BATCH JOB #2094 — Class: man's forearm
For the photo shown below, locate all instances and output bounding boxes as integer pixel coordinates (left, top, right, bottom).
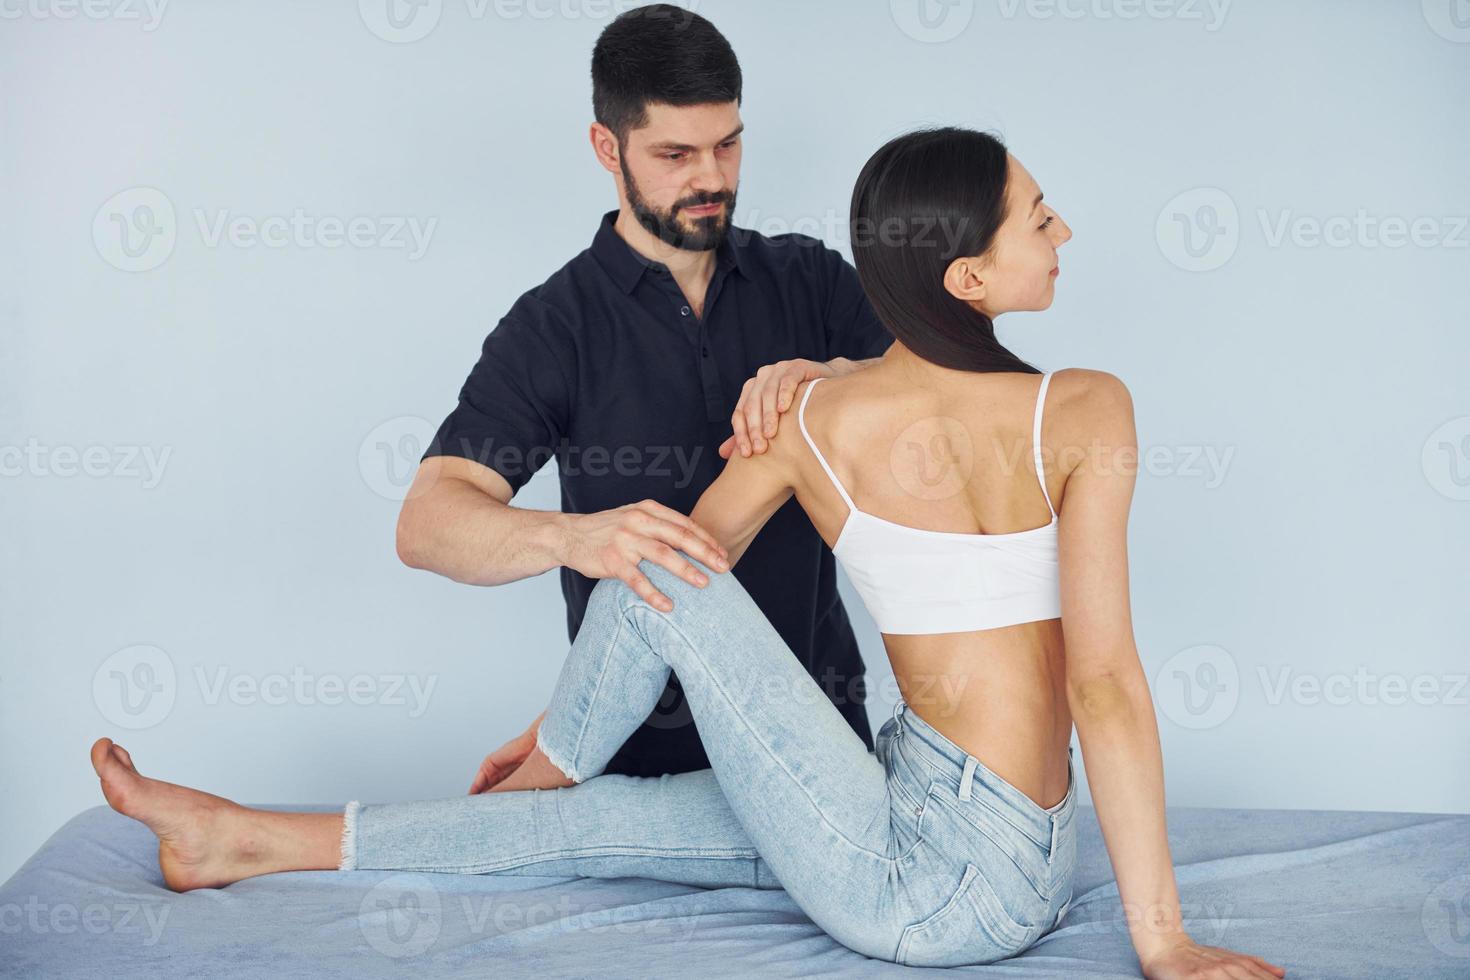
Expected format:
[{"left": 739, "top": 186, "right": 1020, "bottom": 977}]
[
  {"left": 1068, "top": 673, "right": 1187, "bottom": 960},
  {"left": 398, "top": 476, "right": 568, "bottom": 587}
]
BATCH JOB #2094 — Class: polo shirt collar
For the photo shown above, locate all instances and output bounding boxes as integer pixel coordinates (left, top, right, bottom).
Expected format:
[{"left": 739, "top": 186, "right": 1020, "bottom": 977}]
[{"left": 590, "top": 208, "right": 748, "bottom": 294}]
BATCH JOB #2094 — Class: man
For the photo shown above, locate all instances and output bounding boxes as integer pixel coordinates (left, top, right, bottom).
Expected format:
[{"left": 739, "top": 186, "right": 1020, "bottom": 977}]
[{"left": 396, "top": 4, "right": 892, "bottom": 789}]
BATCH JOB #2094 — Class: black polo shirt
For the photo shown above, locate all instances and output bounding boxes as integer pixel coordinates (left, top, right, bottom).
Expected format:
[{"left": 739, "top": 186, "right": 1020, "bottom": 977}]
[{"left": 424, "top": 208, "right": 893, "bottom": 777}]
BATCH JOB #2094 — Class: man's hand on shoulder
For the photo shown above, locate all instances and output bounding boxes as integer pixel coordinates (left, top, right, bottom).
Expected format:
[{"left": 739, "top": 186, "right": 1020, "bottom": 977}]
[{"left": 719, "top": 356, "right": 878, "bottom": 460}]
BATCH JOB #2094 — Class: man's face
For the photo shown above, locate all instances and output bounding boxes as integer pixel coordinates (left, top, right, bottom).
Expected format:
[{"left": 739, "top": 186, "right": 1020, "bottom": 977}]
[{"left": 616, "top": 101, "right": 742, "bottom": 252}]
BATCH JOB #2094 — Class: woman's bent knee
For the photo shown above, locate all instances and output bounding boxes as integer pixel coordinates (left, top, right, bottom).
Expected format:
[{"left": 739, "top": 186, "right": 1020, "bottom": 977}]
[{"left": 635, "top": 553, "right": 745, "bottom": 610}]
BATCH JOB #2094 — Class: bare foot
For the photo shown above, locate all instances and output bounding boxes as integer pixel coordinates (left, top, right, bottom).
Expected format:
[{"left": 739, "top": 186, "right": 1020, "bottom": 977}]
[
  {"left": 487, "top": 743, "right": 577, "bottom": 793},
  {"left": 90, "top": 737, "right": 268, "bottom": 891}
]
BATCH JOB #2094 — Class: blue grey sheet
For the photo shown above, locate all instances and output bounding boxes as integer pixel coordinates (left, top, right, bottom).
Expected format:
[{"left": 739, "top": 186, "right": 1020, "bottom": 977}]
[{"left": 2, "top": 801, "right": 1465, "bottom": 977}]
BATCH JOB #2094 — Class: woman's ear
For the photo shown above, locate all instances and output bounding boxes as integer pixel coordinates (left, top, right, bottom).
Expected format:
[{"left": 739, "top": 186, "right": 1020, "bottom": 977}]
[{"left": 942, "top": 254, "right": 989, "bottom": 304}]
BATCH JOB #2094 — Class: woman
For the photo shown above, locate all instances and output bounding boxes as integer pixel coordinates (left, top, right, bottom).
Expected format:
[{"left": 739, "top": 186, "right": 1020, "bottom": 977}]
[{"left": 90, "top": 127, "right": 1285, "bottom": 976}]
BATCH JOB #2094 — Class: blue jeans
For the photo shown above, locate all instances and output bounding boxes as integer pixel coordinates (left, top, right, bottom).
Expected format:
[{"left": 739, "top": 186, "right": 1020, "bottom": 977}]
[{"left": 340, "top": 554, "right": 1078, "bottom": 966}]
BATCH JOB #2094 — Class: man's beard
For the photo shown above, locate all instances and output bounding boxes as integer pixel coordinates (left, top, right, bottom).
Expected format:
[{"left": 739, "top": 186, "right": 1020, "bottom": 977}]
[{"left": 620, "top": 152, "right": 737, "bottom": 252}]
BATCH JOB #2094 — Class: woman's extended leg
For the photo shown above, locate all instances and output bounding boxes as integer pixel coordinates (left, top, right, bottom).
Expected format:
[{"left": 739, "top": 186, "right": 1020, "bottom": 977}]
[
  {"left": 91, "top": 557, "right": 912, "bottom": 957},
  {"left": 347, "top": 555, "right": 911, "bottom": 959},
  {"left": 90, "top": 737, "right": 779, "bottom": 892},
  {"left": 86, "top": 556, "right": 837, "bottom": 895}
]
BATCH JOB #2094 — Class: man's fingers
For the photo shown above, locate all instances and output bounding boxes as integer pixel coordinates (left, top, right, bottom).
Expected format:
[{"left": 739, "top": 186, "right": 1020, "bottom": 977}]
[
  {"left": 620, "top": 566, "right": 674, "bottom": 612},
  {"left": 731, "top": 361, "right": 818, "bottom": 454},
  {"left": 759, "top": 380, "right": 781, "bottom": 438},
  {"left": 617, "top": 504, "right": 730, "bottom": 594},
  {"left": 776, "top": 374, "right": 800, "bottom": 413},
  {"left": 743, "top": 391, "right": 767, "bottom": 452},
  {"left": 644, "top": 541, "right": 709, "bottom": 589},
  {"left": 717, "top": 435, "right": 735, "bottom": 459},
  {"left": 635, "top": 502, "right": 728, "bottom": 563},
  {"left": 730, "top": 407, "right": 752, "bottom": 456},
  {"left": 645, "top": 519, "right": 729, "bottom": 576}
]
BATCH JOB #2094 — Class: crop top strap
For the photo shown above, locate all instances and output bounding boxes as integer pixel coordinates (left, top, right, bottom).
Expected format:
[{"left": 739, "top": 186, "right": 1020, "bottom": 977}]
[
  {"left": 1032, "top": 371, "right": 1057, "bottom": 519},
  {"left": 796, "top": 377, "right": 857, "bottom": 512}
]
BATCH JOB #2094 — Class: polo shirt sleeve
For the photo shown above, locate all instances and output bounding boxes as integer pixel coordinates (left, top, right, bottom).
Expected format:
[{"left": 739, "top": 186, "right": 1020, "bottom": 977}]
[
  {"left": 422, "top": 307, "right": 574, "bottom": 497},
  {"left": 821, "top": 244, "right": 893, "bottom": 361}
]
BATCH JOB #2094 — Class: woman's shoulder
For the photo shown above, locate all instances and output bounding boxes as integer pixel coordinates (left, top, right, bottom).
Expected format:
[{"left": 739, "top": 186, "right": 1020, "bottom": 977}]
[
  {"left": 1046, "top": 368, "right": 1137, "bottom": 461},
  {"left": 1047, "top": 368, "right": 1133, "bottom": 421},
  {"left": 1049, "top": 366, "right": 1128, "bottom": 395},
  {"left": 791, "top": 371, "right": 893, "bottom": 430},
  {"left": 776, "top": 373, "right": 886, "bottom": 462},
  {"left": 792, "top": 371, "right": 879, "bottom": 414}
]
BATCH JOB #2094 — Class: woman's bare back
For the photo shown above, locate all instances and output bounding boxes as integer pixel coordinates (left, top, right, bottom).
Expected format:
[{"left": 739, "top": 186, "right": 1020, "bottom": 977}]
[{"left": 789, "top": 360, "right": 1086, "bottom": 812}]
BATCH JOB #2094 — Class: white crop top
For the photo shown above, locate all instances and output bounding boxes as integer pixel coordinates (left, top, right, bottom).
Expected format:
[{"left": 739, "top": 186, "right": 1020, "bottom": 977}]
[{"left": 796, "top": 373, "right": 1062, "bottom": 635}]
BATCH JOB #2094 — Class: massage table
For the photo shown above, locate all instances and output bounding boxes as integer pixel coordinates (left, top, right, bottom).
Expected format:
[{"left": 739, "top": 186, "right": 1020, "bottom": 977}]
[{"left": 1, "top": 801, "right": 1465, "bottom": 977}]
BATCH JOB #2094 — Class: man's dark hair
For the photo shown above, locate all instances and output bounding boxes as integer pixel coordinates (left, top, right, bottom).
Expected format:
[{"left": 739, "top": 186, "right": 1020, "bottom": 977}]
[{"left": 591, "top": 4, "right": 742, "bottom": 146}]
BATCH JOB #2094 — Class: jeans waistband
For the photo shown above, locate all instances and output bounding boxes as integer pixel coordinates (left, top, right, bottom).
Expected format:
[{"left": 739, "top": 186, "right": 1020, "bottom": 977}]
[{"left": 893, "top": 700, "right": 1076, "bottom": 858}]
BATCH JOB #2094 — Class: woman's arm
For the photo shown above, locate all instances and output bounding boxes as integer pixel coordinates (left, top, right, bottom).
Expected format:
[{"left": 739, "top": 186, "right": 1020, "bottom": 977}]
[
  {"left": 690, "top": 401, "right": 803, "bottom": 568},
  {"left": 1056, "top": 372, "right": 1177, "bottom": 953},
  {"left": 1056, "top": 372, "right": 1283, "bottom": 978},
  {"left": 469, "top": 414, "right": 800, "bottom": 796}
]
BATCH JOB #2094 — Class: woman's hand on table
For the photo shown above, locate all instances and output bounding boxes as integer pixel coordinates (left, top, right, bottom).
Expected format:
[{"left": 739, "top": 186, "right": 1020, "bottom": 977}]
[{"left": 1140, "top": 936, "right": 1286, "bottom": 979}]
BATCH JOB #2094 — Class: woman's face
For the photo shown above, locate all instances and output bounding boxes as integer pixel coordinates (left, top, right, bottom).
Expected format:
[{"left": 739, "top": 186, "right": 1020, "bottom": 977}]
[{"left": 950, "top": 154, "right": 1071, "bottom": 318}]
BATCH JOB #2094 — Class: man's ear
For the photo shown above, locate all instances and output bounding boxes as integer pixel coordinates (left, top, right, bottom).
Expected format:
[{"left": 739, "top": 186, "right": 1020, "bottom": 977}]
[
  {"left": 589, "top": 122, "right": 620, "bottom": 175},
  {"left": 942, "top": 254, "right": 989, "bottom": 305}
]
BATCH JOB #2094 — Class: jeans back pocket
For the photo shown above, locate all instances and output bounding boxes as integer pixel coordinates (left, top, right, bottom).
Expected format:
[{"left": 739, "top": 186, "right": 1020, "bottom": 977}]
[{"left": 894, "top": 858, "right": 1044, "bottom": 967}]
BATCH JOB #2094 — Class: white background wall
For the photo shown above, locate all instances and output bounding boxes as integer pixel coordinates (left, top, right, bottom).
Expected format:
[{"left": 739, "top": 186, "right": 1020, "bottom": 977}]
[{"left": 2, "top": 0, "right": 1467, "bottom": 885}]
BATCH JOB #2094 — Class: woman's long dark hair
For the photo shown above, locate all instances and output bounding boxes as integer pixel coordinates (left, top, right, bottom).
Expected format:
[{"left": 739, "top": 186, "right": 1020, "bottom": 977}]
[{"left": 850, "top": 126, "right": 1042, "bottom": 375}]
